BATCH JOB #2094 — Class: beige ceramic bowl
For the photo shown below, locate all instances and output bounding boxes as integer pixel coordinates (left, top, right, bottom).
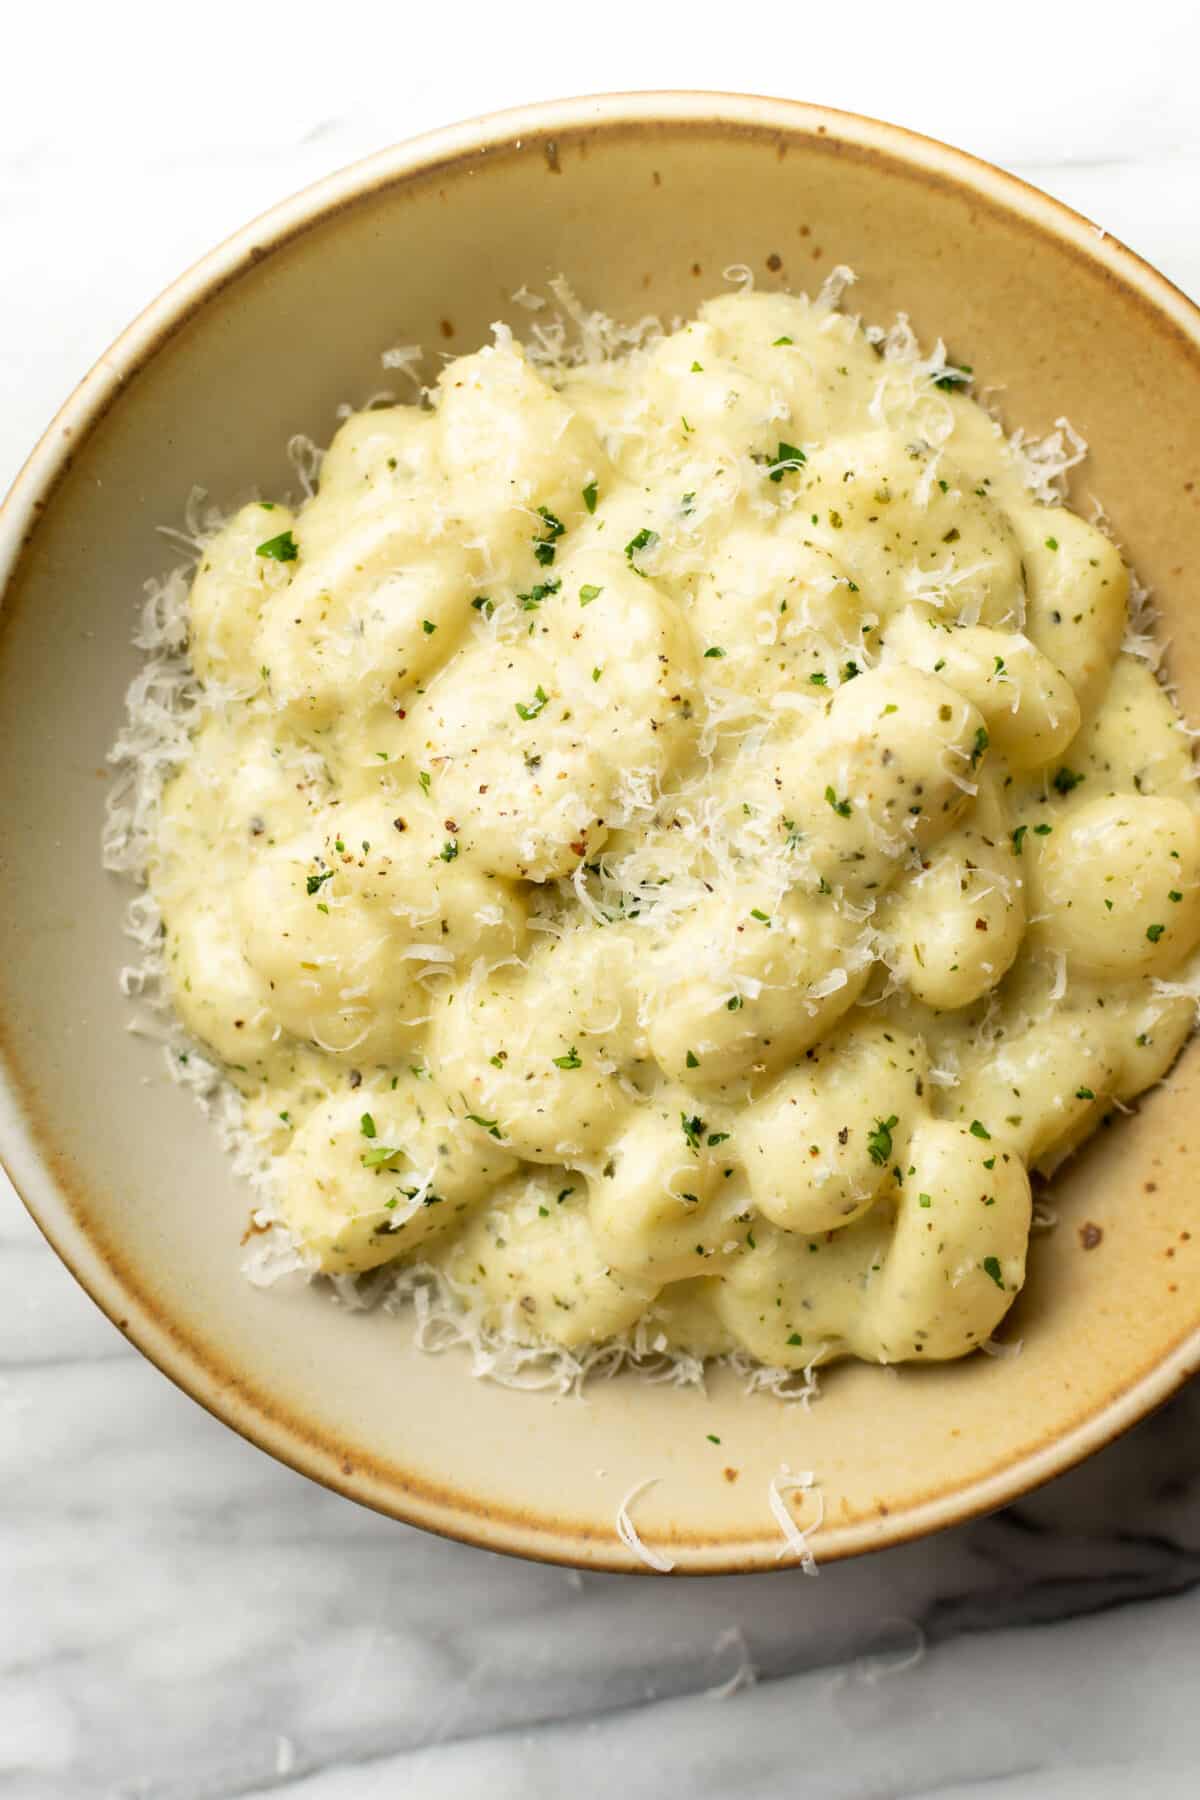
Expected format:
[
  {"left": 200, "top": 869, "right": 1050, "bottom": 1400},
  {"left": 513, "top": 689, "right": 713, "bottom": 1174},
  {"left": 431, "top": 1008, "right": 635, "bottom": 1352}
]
[{"left": 3, "top": 93, "right": 1200, "bottom": 1574}]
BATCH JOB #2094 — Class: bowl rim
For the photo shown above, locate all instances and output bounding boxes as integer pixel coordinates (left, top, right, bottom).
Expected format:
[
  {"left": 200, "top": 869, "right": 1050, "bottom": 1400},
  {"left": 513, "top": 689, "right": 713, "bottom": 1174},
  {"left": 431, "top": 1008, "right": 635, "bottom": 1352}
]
[{"left": 4, "top": 89, "right": 1200, "bottom": 1574}]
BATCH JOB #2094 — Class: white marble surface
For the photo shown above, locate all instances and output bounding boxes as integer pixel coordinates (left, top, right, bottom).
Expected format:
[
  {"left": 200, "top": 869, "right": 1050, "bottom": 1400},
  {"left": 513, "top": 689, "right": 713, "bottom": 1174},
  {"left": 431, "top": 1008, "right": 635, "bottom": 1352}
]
[{"left": 5, "top": 4, "right": 1200, "bottom": 1794}]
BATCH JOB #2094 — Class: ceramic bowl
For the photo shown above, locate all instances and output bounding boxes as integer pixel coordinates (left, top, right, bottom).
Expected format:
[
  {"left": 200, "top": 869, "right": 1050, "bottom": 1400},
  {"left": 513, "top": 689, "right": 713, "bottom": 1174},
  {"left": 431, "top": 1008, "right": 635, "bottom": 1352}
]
[{"left": 3, "top": 93, "right": 1200, "bottom": 1573}]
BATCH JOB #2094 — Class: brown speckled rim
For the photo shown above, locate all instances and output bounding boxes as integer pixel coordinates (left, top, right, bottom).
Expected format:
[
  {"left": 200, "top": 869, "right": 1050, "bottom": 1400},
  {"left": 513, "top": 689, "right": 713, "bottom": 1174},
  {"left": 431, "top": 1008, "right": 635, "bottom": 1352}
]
[{"left": 4, "top": 91, "right": 1200, "bottom": 1573}]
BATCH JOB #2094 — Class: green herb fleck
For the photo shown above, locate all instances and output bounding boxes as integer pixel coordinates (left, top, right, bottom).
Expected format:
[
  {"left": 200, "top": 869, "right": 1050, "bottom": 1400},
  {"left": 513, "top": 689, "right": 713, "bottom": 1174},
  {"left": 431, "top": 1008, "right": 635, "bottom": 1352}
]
[
  {"left": 625, "top": 527, "right": 659, "bottom": 567},
  {"left": 867, "top": 1115, "right": 899, "bottom": 1166},
  {"left": 465, "top": 1113, "right": 504, "bottom": 1139},
  {"left": 969, "top": 1119, "right": 991, "bottom": 1140},
  {"left": 825, "top": 785, "right": 852, "bottom": 818},
  {"left": 1147, "top": 922, "right": 1166, "bottom": 943},
  {"left": 256, "top": 530, "right": 299, "bottom": 562},
  {"left": 552, "top": 1047, "right": 582, "bottom": 1070},
  {"left": 767, "top": 441, "right": 806, "bottom": 483},
  {"left": 306, "top": 868, "right": 334, "bottom": 896},
  {"left": 515, "top": 685, "right": 549, "bottom": 721},
  {"left": 582, "top": 481, "right": 598, "bottom": 514},
  {"left": 982, "top": 1255, "right": 1004, "bottom": 1289}
]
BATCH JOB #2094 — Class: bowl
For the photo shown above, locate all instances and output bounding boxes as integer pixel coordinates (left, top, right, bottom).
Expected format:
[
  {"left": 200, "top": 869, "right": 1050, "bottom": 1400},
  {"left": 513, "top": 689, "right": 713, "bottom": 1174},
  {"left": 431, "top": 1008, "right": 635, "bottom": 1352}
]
[{"left": 4, "top": 92, "right": 1200, "bottom": 1573}]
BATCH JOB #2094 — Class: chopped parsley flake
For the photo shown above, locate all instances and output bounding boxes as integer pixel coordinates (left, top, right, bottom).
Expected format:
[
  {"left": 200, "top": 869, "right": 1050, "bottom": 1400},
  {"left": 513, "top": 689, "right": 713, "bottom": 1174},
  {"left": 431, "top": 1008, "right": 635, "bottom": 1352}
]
[
  {"left": 579, "top": 584, "right": 602, "bottom": 606},
  {"left": 582, "top": 481, "right": 598, "bottom": 514},
  {"left": 360, "top": 1113, "right": 377, "bottom": 1139},
  {"left": 767, "top": 441, "right": 806, "bottom": 482},
  {"left": 440, "top": 839, "right": 459, "bottom": 862},
  {"left": 1076, "top": 1087, "right": 1095, "bottom": 1101},
  {"left": 518, "top": 577, "right": 561, "bottom": 611},
  {"left": 1012, "top": 825, "right": 1028, "bottom": 855},
  {"left": 686, "top": 1050, "right": 700, "bottom": 1069},
  {"left": 681, "top": 1113, "right": 706, "bottom": 1151},
  {"left": 969, "top": 1119, "right": 991, "bottom": 1140},
  {"left": 515, "top": 685, "right": 549, "bottom": 721},
  {"left": 1052, "top": 767, "right": 1084, "bottom": 795},
  {"left": 867, "top": 1115, "right": 899, "bottom": 1166},
  {"left": 825, "top": 785, "right": 852, "bottom": 817},
  {"left": 918, "top": 1193, "right": 932, "bottom": 1208},
  {"left": 361, "top": 1145, "right": 405, "bottom": 1169},
  {"left": 305, "top": 868, "right": 334, "bottom": 896},
  {"left": 981, "top": 1255, "right": 1004, "bottom": 1289},
  {"left": 1146, "top": 922, "right": 1165, "bottom": 943},
  {"left": 625, "top": 527, "right": 659, "bottom": 567},
  {"left": 704, "top": 645, "right": 727, "bottom": 658},
  {"left": 809, "top": 672, "right": 828, "bottom": 686},
  {"left": 256, "top": 530, "right": 299, "bottom": 562},
  {"left": 552, "top": 1047, "right": 582, "bottom": 1070},
  {"left": 465, "top": 1113, "right": 504, "bottom": 1139},
  {"left": 533, "top": 506, "right": 566, "bottom": 565},
  {"left": 933, "top": 362, "right": 972, "bottom": 391}
]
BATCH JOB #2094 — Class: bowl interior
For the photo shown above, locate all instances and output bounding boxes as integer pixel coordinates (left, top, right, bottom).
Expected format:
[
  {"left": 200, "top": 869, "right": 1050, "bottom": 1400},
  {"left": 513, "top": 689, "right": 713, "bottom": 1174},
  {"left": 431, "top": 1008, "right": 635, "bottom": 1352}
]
[{"left": 3, "top": 96, "right": 1200, "bottom": 1571}]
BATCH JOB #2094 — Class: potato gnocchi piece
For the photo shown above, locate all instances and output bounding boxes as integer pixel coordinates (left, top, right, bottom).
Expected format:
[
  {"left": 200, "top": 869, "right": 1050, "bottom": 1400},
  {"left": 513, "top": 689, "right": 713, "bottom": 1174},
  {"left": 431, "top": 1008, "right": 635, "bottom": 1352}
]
[
  {"left": 776, "top": 665, "right": 989, "bottom": 893},
  {"left": 1031, "top": 793, "right": 1200, "bottom": 978},
  {"left": 587, "top": 1095, "right": 746, "bottom": 1283},
  {"left": 689, "top": 527, "right": 863, "bottom": 699},
  {"left": 434, "top": 339, "right": 607, "bottom": 548},
  {"left": 278, "top": 1089, "right": 514, "bottom": 1275},
  {"left": 950, "top": 1016, "right": 1117, "bottom": 1167},
  {"left": 165, "top": 896, "right": 279, "bottom": 1073},
  {"left": 235, "top": 800, "right": 526, "bottom": 1063},
  {"left": 430, "top": 951, "right": 631, "bottom": 1165},
  {"left": 417, "top": 641, "right": 613, "bottom": 880},
  {"left": 189, "top": 502, "right": 297, "bottom": 687},
  {"left": 742, "top": 1026, "right": 927, "bottom": 1234},
  {"left": 256, "top": 513, "right": 473, "bottom": 727},
  {"left": 641, "top": 882, "right": 871, "bottom": 1088},
  {"left": 548, "top": 553, "right": 699, "bottom": 780},
  {"left": 880, "top": 776, "right": 1026, "bottom": 1009},
  {"left": 1009, "top": 504, "right": 1128, "bottom": 718},
  {"left": 440, "top": 1171, "right": 658, "bottom": 1349},
  {"left": 298, "top": 407, "right": 440, "bottom": 554},
  {"left": 855, "top": 1118, "right": 1031, "bottom": 1361},
  {"left": 712, "top": 1211, "right": 894, "bottom": 1369},
  {"left": 1073, "top": 656, "right": 1197, "bottom": 801},
  {"left": 884, "top": 608, "right": 1080, "bottom": 771},
  {"left": 794, "top": 432, "right": 1027, "bottom": 628}
]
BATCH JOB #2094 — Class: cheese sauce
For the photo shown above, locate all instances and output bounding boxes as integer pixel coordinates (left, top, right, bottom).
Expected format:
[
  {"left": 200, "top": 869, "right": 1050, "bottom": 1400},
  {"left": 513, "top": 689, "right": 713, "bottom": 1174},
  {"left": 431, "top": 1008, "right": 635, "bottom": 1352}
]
[{"left": 140, "top": 285, "right": 1200, "bottom": 1371}]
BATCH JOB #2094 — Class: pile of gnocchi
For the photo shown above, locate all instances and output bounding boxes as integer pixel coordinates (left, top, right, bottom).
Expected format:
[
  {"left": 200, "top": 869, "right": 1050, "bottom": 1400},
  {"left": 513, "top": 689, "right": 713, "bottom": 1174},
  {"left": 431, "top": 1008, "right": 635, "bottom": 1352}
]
[{"left": 141, "top": 286, "right": 1200, "bottom": 1371}]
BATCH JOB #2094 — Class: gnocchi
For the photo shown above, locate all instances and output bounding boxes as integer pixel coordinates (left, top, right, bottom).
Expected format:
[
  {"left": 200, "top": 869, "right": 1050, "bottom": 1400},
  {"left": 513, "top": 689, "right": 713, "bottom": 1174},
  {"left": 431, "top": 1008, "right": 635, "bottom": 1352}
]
[{"left": 121, "top": 282, "right": 1200, "bottom": 1383}]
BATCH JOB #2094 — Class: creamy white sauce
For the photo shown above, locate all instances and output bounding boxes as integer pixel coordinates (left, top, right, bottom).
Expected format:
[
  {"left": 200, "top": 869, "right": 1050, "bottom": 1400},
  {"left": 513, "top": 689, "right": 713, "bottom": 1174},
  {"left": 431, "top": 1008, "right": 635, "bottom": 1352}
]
[{"left": 136, "top": 285, "right": 1200, "bottom": 1372}]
